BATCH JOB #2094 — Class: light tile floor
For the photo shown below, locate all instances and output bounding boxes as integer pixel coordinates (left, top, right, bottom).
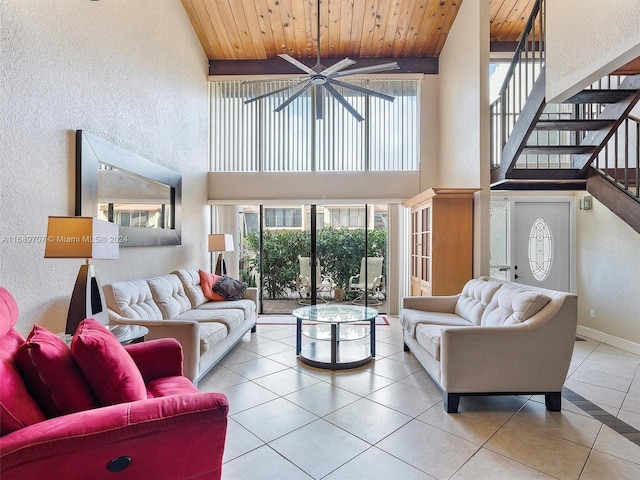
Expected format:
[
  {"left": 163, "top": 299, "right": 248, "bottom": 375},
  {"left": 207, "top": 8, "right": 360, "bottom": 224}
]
[{"left": 197, "top": 316, "right": 640, "bottom": 480}]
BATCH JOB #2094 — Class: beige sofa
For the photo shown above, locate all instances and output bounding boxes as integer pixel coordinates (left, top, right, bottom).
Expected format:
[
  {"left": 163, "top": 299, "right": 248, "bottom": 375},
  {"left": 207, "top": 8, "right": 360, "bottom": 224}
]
[
  {"left": 104, "top": 269, "right": 257, "bottom": 385},
  {"left": 401, "top": 278, "right": 577, "bottom": 413}
]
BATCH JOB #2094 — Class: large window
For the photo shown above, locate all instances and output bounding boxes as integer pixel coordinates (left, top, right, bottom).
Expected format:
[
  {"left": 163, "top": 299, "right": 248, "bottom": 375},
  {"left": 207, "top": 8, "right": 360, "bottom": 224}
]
[
  {"left": 210, "top": 78, "right": 419, "bottom": 172},
  {"left": 264, "top": 207, "right": 303, "bottom": 229}
]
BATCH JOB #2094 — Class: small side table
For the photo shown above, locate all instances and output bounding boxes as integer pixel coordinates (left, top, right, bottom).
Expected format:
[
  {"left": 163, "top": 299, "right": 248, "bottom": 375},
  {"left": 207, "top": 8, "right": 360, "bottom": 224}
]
[
  {"left": 57, "top": 324, "right": 149, "bottom": 345},
  {"left": 108, "top": 324, "right": 149, "bottom": 345}
]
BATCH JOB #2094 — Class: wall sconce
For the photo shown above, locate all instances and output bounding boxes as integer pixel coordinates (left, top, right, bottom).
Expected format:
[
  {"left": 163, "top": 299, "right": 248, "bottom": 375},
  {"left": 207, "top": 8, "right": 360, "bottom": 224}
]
[
  {"left": 579, "top": 196, "right": 593, "bottom": 210},
  {"left": 45, "top": 216, "right": 119, "bottom": 334},
  {"left": 208, "top": 233, "right": 234, "bottom": 276}
]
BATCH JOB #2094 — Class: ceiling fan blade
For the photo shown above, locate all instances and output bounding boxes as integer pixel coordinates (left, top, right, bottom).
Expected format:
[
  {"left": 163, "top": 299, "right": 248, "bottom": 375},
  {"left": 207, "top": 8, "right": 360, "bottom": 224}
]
[
  {"left": 315, "top": 85, "right": 324, "bottom": 120},
  {"left": 242, "top": 77, "right": 305, "bottom": 85},
  {"left": 278, "top": 54, "right": 316, "bottom": 75},
  {"left": 327, "top": 79, "right": 395, "bottom": 102},
  {"left": 274, "top": 81, "right": 312, "bottom": 112},
  {"left": 243, "top": 80, "right": 307, "bottom": 104},
  {"left": 323, "top": 83, "right": 364, "bottom": 122},
  {"left": 319, "top": 58, "right": 356, "bottom": 76},
  {"left": 332, "top": 62, "right": 400, "bottom": 78}
]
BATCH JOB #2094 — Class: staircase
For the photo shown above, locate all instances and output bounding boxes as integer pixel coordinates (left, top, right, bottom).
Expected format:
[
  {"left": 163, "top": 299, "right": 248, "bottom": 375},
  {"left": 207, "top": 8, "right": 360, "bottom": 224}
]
[{"left": 490, "top": 0, "right": 640, "bottom": 233}]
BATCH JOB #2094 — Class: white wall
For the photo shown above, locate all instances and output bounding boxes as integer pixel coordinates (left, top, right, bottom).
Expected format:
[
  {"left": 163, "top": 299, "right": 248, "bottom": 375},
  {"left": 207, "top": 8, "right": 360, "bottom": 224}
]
[
  {"left": 546, "top": 0, "right": 640, "bottom": 102},
  {"left": 0, "top": 0, "right": 210, "bottom": 335},
  {"left": 544, "top": 0, "right": 640, "bottom": 352},
  {"left": 576, "top": 193, "right": 640, "bottom": 352},
  {"left": 437, "top": 0, "right": 491, "bottom": 276}
]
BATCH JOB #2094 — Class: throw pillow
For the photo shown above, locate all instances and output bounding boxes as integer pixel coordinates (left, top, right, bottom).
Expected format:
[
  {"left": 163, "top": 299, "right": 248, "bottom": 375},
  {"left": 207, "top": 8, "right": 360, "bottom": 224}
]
[
  {"left": 71, "top": 318, "right": 147, "bottom": 406},
  {"left": 16, "top": 325, "right": 97, "bottom": 417},
  {"left": 198, "top": 269, "right": 225, "bottom": 301},
  {"left": 212, "top": 275, "right": 248, "bottom": 301},
  {"left": 1, "top": 331, "right": 47, "bottom": 436}
]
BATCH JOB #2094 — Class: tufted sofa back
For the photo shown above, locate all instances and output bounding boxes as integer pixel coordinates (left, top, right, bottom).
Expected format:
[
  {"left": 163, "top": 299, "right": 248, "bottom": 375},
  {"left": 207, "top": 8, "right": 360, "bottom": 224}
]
[
  {"left": 146, "top": 275, "right": 192, "bottom": 319},
  {"left": 481, "top": 283, "right": 551, "bottom": 326},
  {"left": 454, "top": 279, "right": 503, "bottom": 325},
  {"left": 103, "top": 279, "right": 163, "bottom": 320}
]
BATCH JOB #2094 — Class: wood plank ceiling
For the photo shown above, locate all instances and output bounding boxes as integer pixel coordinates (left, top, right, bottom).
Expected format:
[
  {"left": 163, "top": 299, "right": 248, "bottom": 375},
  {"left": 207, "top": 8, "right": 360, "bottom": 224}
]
[
  {"left": 181, "top": 0, "right": 639, "bottom": 74},
  {"left": 181, "top": 0, "right": 532, "bottom": 61}
]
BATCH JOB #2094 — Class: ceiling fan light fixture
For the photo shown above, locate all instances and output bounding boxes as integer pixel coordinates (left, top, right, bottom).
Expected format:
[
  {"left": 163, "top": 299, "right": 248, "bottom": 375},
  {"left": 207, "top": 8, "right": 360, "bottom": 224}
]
[{"left": 242, "top": 0, "right": 398, "bottom": 122}]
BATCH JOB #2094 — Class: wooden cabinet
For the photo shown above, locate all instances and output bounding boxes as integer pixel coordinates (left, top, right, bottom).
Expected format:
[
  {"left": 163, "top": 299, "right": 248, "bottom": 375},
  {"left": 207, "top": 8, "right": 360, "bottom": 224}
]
[{"left": 403, "top": 188, "right": 478, "bottom": 296}]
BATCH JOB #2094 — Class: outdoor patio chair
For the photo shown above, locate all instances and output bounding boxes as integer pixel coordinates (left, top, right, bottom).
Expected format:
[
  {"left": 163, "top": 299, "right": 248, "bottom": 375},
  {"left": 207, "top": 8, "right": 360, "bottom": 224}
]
[
  {"left": 348, "top": 257, "right": 385, "bottom": 305},
  {"left": 296, "top": 257, "right": 335, "bottom": 304}
]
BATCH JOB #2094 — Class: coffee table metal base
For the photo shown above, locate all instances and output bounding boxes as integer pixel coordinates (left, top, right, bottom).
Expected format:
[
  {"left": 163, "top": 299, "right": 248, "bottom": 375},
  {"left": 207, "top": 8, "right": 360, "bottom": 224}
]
[
  {"left": 298, "top": 321, "right": 372, "bottom": 369},
  {"left": 295, "top": 311, "right": 376, "bottom": 370}
]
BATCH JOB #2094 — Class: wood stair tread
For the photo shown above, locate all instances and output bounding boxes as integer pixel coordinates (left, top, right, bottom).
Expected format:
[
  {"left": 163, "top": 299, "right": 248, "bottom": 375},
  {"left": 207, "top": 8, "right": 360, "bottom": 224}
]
[
  {"left": 521, "top": 145, "right": 597, "bottom": 155},
  {"left": 534, "top": 119, "right": 616, "bottom": 131},
  {"left": 563, "top": 89, "right": 638, "bottom": 104}
]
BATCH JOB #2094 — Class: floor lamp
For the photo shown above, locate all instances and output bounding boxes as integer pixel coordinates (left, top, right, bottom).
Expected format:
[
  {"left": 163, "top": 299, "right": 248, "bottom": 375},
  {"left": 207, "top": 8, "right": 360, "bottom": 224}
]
[
  {"left": 208, "top": 233, "right": 234, "bottom": 276},
  {"left": 45, "top": 216, "right": 120, "bottom": 334}
]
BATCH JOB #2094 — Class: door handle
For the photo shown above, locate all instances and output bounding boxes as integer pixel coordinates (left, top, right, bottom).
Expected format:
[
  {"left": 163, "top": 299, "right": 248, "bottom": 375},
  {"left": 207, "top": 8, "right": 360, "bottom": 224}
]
[{"left": 498, "top": 267, "right": 510, "bottom": 272}]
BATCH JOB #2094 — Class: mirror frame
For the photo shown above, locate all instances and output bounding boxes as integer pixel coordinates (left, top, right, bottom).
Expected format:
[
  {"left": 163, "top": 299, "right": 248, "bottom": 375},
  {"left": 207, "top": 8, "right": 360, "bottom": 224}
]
[{"left": 76, "top": 130, "right": 182, "bottom": 246}]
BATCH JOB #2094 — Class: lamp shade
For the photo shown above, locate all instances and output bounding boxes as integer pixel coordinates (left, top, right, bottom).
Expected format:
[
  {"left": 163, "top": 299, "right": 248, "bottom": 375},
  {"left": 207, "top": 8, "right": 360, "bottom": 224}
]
[
  {"left": 208, "top": 233, "right": 234, "bottom": 252},
  {"left": 45, "top": 216, "right": 119, "bottom": 260}
]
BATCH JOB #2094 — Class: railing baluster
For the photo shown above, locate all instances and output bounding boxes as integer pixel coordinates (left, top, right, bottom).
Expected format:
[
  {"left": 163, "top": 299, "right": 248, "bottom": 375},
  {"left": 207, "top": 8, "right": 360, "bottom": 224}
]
[
  {"left": 635, "top": 122, "right": 640, "bottom": 198},
  {"left": 625, "top": 120, "right": 629, "bottom": 190}
]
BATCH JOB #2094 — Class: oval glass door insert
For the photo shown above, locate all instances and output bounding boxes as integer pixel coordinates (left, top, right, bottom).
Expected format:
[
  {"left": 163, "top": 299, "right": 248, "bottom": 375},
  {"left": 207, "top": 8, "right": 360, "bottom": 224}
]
[{"left": 528, "top": 217, "right": 553, "bottom": 282}]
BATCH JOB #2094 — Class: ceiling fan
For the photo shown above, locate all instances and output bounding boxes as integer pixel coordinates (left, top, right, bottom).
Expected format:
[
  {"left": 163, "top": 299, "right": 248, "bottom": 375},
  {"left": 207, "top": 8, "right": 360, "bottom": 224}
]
[{"left": 243, "top": 0, "right": 399, "bottom": 122}]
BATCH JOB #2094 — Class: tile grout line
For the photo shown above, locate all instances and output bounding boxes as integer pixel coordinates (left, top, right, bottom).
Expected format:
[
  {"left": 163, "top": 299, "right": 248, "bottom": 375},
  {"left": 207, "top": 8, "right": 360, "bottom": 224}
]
[{"left": 562, "top": 386, "right": 640, "bottom": 447}]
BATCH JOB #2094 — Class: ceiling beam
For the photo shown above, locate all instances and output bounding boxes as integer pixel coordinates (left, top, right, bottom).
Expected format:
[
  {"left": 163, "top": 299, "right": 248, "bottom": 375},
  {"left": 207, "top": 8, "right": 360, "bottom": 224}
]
[{"left": 209, "top": 57, "right": 438, "bottom": 76}]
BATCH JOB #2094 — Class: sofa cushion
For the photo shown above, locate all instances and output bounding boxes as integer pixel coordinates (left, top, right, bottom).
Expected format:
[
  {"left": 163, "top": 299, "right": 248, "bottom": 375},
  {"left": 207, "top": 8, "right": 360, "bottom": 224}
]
[
  {"left": 199, "top": 322, "right": 228, "bottom": 354},
  {"left": 400, "top": 309, "right": 473, "bottom": 338},
  {"left": 454, "top": 279, "right": 502, "bottom": 325},
  {"left": 481, "top": 284, "right": 551, "bottom": 326},
  {"left": 174, "top": 269, "right": 209, "bottom": 307},
  {"left": 415, "top": 324, "right": 443, "bottom": 361},
  {"left": 177, "top": 308, "right": 244, "bottom": 334},
  {"left": 71, "top": 318, "right": 147, "bottom": 406},
  {"left": 198, "top": 270, "right": 225, "bottom": 302},
  {"left": 16, "top": 325, "right": 97, "bottom": 417},
  {"left": 104, "top": 279, "right": 163, "bottom": 320},
  {"left": 213, "top": 276, "right": 248, "bottom": 301},
  {"left": 196, "top": 298, "right": 256, "bottom": 321},
  {"left": 0, "top": 330, "right": 47, "bottom": 436},
  {"left": 147, "top": 274, "right": 192, "bottom": 320}
]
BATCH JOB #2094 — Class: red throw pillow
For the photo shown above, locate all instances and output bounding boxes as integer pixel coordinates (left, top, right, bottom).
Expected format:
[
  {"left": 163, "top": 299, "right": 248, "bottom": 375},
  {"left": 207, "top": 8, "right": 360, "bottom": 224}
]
[
  {"left": 16, "top": 325, "right": 97, "bottom": 417},
  {"left": 71, "top": 318, "right": 147, "bottom": 406},
  {"left": 1, "top": 331, "right": 47, "bottom": 436},
  {"left": 198, "top": 269, "right": 225, "bottom": 301}
]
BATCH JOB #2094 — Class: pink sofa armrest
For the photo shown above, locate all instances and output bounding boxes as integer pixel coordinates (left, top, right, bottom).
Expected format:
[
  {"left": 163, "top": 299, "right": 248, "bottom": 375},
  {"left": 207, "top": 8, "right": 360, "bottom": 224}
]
[
  {"left": 125, "top": 338, "right": 184, "bottom": 382},
  {"left": 0, "top": 392, "right": 229, "bottom": 480}
]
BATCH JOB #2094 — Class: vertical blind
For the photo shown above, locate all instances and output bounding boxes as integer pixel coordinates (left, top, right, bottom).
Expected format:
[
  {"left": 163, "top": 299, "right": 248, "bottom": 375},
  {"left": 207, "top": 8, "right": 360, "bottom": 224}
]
[{"left": 210, "top": 79, "right": 419, "bottom": 172}]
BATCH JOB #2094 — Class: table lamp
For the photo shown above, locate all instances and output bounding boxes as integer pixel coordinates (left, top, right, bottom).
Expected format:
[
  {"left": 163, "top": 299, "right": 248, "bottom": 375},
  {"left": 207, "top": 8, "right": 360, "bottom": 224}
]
[
  {"left": 208, "top": 233, "right": 234, "bottom": 275},
  {"left": 45, "top": 216, "right": 119, "bottom": 334}
]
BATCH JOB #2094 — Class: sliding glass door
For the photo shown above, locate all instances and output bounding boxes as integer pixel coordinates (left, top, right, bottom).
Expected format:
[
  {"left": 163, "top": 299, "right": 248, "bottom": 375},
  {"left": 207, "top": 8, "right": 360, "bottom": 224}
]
[{"left": 238, "top": 204, "right": 387, "bottom": 315}]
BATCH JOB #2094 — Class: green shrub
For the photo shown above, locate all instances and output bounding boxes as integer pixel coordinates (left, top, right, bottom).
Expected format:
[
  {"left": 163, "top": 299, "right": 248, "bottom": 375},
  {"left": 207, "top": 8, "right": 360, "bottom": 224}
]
[{"left": 244, "top": 227, "right": 386, "bottom": 299}]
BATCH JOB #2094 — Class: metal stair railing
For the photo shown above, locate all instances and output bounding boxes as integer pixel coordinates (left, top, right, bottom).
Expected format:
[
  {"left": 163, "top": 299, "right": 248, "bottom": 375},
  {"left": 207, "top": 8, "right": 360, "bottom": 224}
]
[
  {"left": 522, "top": 75, "right": 626, "bottom": 171},
  {"left": 593, "top": 113, "right": 640, "bottom": 200},
  {"left": 490, "top": 0, "right": 545, "bottom": 171}
]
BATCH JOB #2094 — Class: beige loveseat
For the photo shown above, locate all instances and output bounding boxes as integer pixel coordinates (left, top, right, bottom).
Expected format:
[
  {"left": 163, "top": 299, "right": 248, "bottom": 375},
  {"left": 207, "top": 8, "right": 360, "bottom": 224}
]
[
  {"left": 104, "top": 269, "right": 257, "bottom": 385},
  {"left": 401, "top": 278, "right": 577, "bottom": 413}
]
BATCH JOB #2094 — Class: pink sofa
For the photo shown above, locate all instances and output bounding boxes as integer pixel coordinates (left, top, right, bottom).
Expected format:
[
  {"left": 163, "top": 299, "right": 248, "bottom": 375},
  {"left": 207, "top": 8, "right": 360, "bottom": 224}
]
[{"left": 0, "top": 287, "right": 229, "bottom": 480}]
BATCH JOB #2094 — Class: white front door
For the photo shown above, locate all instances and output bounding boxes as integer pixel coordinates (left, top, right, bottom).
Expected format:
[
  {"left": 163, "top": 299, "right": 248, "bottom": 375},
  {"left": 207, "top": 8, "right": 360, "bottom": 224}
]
[{"left": 513, "top": 202, "right": 571, "bottom": 291}]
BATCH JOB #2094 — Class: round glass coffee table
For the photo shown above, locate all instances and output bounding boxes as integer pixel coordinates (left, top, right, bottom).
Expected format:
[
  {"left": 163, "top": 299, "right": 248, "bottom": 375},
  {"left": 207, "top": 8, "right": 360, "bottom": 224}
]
[{"left": 292, "top": 304, "right": 378, "bottom": 370}]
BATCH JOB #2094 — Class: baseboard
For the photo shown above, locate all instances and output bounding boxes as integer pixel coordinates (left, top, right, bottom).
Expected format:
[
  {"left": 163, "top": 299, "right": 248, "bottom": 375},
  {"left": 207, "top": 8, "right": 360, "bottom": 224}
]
[{"left": 576, "top": 325, "right": 640, "bottom": 356}]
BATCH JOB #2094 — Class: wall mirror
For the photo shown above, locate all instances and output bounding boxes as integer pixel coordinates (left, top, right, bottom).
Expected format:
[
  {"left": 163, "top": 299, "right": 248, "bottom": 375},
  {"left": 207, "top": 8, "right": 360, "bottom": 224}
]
[{"left": 76, "top": 130, "right": 182, "bottom": 246}]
